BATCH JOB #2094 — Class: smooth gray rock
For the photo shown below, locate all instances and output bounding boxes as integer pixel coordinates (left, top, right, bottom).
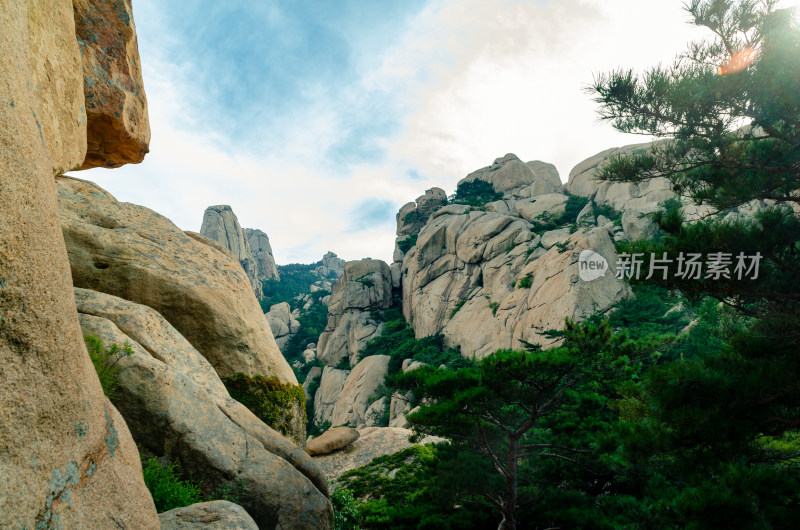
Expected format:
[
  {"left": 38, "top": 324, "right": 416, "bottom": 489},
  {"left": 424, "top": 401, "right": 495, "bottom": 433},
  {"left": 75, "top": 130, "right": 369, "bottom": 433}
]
[{"left": 159, "top": 501, "right": 258, "bottom": 529}]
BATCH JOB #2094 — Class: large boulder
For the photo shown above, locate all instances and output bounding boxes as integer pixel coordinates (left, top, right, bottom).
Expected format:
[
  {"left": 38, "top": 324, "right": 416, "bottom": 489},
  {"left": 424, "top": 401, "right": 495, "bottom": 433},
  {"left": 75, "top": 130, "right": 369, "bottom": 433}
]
[
  {"left": 457, "top": 153, "right": 562, "bottom": 200},
  {"left": 313, "top": 367, "right": 350, "bottom": 427},
  {"left": 306, "top": 427, "right": 360, "bottom": 456},
  {"left": 57, "top": 176, "right": 295, "bottom": 383},
  {"left": 317, "top": 260, "right": 393, "bottom": 368},
  {"left": 0, "top": 1, "right": 158, "bottom": 527},
  {"left": 159, "top": 501, "right": 259, "bottom": 530},
  {"left": 200, "top": 205, "right": 263, "bottom": 298},
  {"left": 331, "top": 355, "right": 391, "bottom": 428},
  {"left": 76, "top": 288, "right": 333, "bottom": 529},
  {"left": 73, "top": 0, "right": 150, "bottom": 170},
  {"left": 266, "top": 302, "right": 300, "bottom": 351},
  {"left": 244, "top": 228, "right": 280, "bottom": 281},
  {"left": 312, "top": 427, "right": 445, "bottom": 480}
]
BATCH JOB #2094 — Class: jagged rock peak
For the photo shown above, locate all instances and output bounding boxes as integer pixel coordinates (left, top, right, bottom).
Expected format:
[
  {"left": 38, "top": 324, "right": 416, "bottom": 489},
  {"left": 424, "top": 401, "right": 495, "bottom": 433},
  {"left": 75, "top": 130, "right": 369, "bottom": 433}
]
[
  {"left": 317, "top": 251, "right": 346, "bottom": 279},
  {"left": 459, "top": 153, "right": 562, "bottom": 199},
  {"left": 244, "top": 228, "right": 280, "bottom": 281},
  {"left": 200, "top": 205, "right": 252, "bottom": 261},
  {"left": 200, "top": 205, "right": 263, "bottom": 298}
]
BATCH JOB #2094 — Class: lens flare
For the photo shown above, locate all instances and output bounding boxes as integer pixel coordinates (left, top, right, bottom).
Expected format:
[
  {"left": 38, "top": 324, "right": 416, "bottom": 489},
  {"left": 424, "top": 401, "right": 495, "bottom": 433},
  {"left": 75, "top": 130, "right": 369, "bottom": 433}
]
[{"left": 718, "top": 47, "right": 758, "bottom": 75}]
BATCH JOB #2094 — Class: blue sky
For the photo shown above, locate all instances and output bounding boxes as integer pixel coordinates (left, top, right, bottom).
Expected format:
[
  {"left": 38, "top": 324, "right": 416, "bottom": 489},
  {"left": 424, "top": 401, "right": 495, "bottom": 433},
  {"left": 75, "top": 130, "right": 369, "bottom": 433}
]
[{"left": 79, "top": 0, "right": 716, "bottom": 263}]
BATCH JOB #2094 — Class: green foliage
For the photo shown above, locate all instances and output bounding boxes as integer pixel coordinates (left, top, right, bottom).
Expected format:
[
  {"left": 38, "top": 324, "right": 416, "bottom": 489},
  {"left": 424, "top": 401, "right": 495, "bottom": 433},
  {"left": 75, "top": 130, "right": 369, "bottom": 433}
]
[
  {"left": 335, "top": 356, "right": 351, "bottom": 370},
  {"left": 391, "top": 319, "right": 664, "bottom": 528},
  {"left": 605, "top": 284, "right": 691, "bottom": 340},
  {"left": 282, "top": 289, "right": 330, "bottom": 379},
  {"left": 354, "top": 273, "right": 376, "bottom": 289},
  {"left": 84, "top": 334, "right": 133, "bottom": 400},
  {"left": 260, "top": 262, "right": 324, "bottom": 310},
  {"left": 222, "top": 373, "right": 305, "bottom": 440},
  {"left": 451, "top": 180, "right": 503, "bottom": 207},
  {"left": 587, "top": 2, "right": 800, "bottom": 526},
  {"left": 359, "top": 308, "right": 471, "bottom": 375},
  {"left": 338, "top": 445, "right": 494, "bottom": 529},
  {"left": 489, "top": 301, "right": 499, "bottom": 316},
  {"left": 331, "top": 488, "right": 360, "bottom": 530},
  {"left": 531, "top": 193, "right": 591, "bottom": 232},
  {"left": 308, "top": 420, "right": 332, "bottom": 438},
  {"left": 592, "top": 200, "right": 623, "bottom": 222},
  {"left": 397, "top": 234, "right": 417, "bottom": 254},
  {"left": 516, "top": 273, "right": 533, "bottom": 289},
  {"left": 210, "top": 481, "right": 247, "bottom": 505},
  {"left": 142, "top": 457, "right": 202, "bottom": 513},
  {"left": 562, "top": 193, "right": 590, "bottom": 222}
]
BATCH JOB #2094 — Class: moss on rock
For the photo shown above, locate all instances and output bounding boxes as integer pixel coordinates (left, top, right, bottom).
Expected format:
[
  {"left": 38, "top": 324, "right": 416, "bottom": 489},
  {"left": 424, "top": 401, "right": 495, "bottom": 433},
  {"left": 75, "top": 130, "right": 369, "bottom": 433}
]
[{"left": 222, "top": 373, "right": 307, "bottom": 445}]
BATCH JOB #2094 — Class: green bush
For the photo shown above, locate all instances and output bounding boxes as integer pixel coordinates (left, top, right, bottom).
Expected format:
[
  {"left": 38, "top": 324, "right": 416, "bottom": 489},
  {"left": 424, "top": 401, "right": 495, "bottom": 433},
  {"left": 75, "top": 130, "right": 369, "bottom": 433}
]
[
  {"left": 260, "top": 262, "right": 326, "bottom": 310},
  {"left": 331, "top": 488, "right": 360, "bottom": 530},
  {"left": 517, "top": 274, "right": 533, "bottom": 289},
  {"left": 562, "top": 194, "right": 590, "bottom": 222},
  {"left": 142, "top": 457, "right": 202, "bottom": 513},
  {"left": 222, "top": 373, "right": 305, "bottom": 441},
  {"left": 354, "top": 273, "right": 376, "bottom": 289},
  {"left": 489, "top": 302, "right": 499, "bottom": 316},
  {"left": 84, "top": 334, "right": 133, "bottom": 400},
  {"left": 359, "top": 308, "right": 471, "bottom": 375},
  {"left": 397, "top": 234, "right": 417, "bottom": 254},
  {"left": 451, "top": 180, "right": 503, "bottom": 207},
  {"left": 308, "top": 420, "right": 332, "bottom": 438}
]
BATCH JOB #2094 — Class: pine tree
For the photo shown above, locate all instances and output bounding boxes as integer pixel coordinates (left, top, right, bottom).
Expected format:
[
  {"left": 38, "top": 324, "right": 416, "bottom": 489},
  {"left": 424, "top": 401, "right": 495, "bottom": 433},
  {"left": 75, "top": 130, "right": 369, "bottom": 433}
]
[{"left": 590, "top": 1, "right": 800, "bottom": 525}]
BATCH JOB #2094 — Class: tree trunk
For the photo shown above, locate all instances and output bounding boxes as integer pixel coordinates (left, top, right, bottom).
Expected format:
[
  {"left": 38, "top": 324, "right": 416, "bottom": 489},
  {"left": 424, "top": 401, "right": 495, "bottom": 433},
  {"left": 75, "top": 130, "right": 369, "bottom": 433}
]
[{"left": 499, "top": 437, "right": 519, "bottom": 530}]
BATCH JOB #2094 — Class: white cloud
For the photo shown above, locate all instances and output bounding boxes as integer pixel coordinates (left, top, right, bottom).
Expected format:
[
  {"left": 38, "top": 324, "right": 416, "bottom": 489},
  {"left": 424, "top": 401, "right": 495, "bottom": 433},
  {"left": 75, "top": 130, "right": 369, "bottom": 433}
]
[{"left": 76, "top": 0, "right": 711, "bottom": 265}]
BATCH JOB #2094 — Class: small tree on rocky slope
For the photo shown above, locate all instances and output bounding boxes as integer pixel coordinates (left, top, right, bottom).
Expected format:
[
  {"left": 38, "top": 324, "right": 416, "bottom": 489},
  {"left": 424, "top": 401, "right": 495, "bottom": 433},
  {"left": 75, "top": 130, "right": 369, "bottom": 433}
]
[{"left": 393, "top": 320, "right": 658, "bottom": 530}]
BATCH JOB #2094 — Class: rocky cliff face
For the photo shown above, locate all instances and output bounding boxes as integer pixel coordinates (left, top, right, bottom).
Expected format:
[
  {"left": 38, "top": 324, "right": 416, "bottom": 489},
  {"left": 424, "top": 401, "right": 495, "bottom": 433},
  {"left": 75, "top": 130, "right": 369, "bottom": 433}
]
[
  {"left": 76, "top": 288, "right": 332, "bottom": 528},
  {"left": 245, "top": 227, "right": 280, "bottom": 281},
  {"left": 58, "top": 177, "right": 295, "bottom": 384},
  {"left": 396, "top": 153, "right": 630, "bottom": 359},
  {"left": 200, "top": 204, "right": 264, "bottom": 298},
  {"left": 317, "top": 259, "right": 394, "bottom": 369},
  {"left": 0, "top": 1, "right": 158, "bottom": 527}
]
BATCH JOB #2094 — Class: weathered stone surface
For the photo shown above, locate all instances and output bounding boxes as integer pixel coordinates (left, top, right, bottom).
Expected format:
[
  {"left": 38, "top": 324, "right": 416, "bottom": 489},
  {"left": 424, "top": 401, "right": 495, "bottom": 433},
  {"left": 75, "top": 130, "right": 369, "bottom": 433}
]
[
  {"left": 266, "top": 302, "right": 301, "bottom": 351},
  {"left": 57, "top": 176, "right": 294, "bottom": 383},
  {"left": 331, "top": 355, "right": 391, "bottom": 428},
  {"left": 76, "top": 288, "right": 332, "bottom": 529},
  {"left": 317, "top": 260, "right": 393, "bottom": 368},
  {"left": 397, "top": 187, "right": 448, "bottom": 237},
  {"left": 312, "top": 427, "right": 445, "bottom": 480},
  {"left": 200, "top": 205, "right": 263, "bottom": 298},
  {"left": 159, "top": 501, "right": 259, "bottom": 530},
  {"left": 74, "top": 0, "right": 150, "bottom": 170},
  {"left": 200, "top": 205, "right": 252, "bottom": 261},
  {"left": 400, "top": 155, "right": 630, "bottom": 359},
  {"left": 26, "top": 0, "right": 88, "bottom": 175},
  {"left": 316, "top": 251, "right": 346, "bottom": 279},
  {"left": 515, "top": 193, "right": 569, "bottom": 224},
  {"left": 314, "top": 367, "right": 350, "bottom": 426},
  {"left": 303, "top": 366, "right": 323, "bottom": 404},
  {"left": 306, "top": 427, "right": 360, "bottom": 456},
  {"left": 0, "top": 2, "right": 157, "bottom": 527},
  {"left": 244, "top": 227, "right": 280, "bottom": 281}
]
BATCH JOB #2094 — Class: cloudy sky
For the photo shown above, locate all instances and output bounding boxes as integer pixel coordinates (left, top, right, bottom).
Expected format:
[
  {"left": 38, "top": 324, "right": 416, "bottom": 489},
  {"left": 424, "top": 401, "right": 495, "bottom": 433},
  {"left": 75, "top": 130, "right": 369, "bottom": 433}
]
[{"left": 77, "top": 0, "right": 742, "bottom": 263}]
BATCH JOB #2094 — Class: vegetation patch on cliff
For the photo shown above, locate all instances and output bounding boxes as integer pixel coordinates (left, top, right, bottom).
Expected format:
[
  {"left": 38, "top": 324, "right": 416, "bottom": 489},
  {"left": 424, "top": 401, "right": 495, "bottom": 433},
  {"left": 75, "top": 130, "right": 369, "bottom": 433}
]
[{"left": 222, "top": 372, "right": 306, "bottom": 442}]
